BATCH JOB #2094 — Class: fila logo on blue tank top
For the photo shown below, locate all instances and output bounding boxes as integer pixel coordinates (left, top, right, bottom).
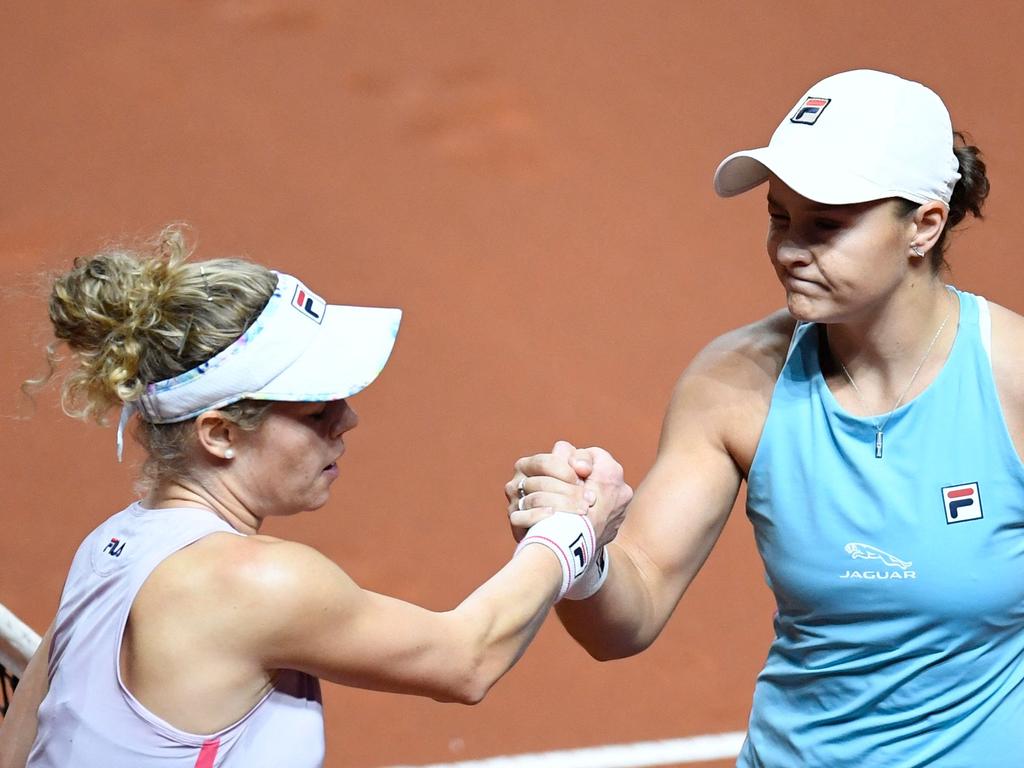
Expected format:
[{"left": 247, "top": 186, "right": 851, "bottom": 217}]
[
  {"left": 942, "top": 482, "right": 984, "bottom": 524},
  {"left": 840, "top": 543, "right": 916, "bottom": 580},
  {"left": 102, "top": 537, "right": 125, "bottom": 557}
]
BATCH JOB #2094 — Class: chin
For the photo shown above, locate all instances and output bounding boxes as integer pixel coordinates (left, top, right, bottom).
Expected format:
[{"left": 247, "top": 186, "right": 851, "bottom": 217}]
[
  {"left": 785, "top": 294, "right": 819, "bottom": 323},
  {"left": 785, "top": 293, "right": 842, "bottom": 325},
  {"left": 305, "top": 493, "right": 331, "bottom": 512}
]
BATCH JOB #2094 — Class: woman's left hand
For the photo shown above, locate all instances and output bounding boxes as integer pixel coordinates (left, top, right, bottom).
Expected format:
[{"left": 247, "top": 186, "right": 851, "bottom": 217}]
[
  {"left": 504, "top": 441, "right": 595, "bottom": 541},
  {"left": 505, "top": 441, "right": 632, "bottom": 547}
]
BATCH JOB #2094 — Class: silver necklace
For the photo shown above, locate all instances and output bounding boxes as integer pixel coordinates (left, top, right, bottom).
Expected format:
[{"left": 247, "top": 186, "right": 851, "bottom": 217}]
[{"left": 834, "top": 292, "right": 954, "bottom": 459}]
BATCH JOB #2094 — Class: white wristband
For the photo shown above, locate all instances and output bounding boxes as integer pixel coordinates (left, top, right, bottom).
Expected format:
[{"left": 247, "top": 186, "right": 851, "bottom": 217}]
[
  {"left": 515, "top": 513, "right": 597, "bottom": 601},
  {"left": 564, "top": 545, "right": 609, "bottom": 600}
]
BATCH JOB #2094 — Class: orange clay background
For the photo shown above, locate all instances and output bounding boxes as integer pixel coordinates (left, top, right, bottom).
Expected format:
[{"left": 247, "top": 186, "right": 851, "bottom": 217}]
[{"left": 1, "top": 3, "right": 1022, "bottom": 767}]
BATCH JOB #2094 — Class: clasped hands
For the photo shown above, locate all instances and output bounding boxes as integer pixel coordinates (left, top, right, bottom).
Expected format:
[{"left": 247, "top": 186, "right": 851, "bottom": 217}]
[{"left": 505, "top": 440, "right": 633, "bottom": 550}]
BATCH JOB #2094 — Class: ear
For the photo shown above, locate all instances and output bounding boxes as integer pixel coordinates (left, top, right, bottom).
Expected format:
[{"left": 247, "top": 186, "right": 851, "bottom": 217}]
[
  {"left": 910, "top": 201, "right": 948, "bottom": 256},
  {"left": 194, "top": 410, "right": 237, "bottom": 460}
]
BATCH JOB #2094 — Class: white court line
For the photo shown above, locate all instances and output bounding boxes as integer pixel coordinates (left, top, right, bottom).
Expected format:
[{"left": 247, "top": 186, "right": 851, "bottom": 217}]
[{"left": 386, "top": 730, "right": 745, "bottom": 768}]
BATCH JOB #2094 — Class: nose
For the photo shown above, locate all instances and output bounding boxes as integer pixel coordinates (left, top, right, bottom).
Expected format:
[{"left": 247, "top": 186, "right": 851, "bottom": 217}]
[
  {"left": 330, "top": 401, "right": 358, "bottom": 438},
  {"left": 772, "top": 237, "right": 814, "bottom": 269}
]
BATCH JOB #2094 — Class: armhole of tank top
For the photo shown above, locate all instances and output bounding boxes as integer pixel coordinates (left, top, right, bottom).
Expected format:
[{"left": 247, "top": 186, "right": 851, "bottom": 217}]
[
  {"left": 976, "top": 295, "right": 993, "bottom": 365},
  {"left": 112, "top": 527, "right": 261, "bottom": 746}
]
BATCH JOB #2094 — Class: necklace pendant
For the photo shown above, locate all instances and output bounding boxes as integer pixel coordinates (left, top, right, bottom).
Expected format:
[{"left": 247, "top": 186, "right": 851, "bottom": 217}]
[{"left": 875, "top": 430, "right": 884, "bottom": 459}]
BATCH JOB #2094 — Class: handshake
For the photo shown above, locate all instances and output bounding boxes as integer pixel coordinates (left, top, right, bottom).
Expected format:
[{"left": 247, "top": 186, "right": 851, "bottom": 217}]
[{"left": 504, "top": 441, "right": 633, "bottom": 602}]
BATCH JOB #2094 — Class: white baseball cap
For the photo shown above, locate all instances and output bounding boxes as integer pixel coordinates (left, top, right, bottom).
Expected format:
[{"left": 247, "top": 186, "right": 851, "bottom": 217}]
[
  {"left": 116, "top": 271, "right": 401, "bottom": 458},
  {"left": 713, "top": 69, "right": 961, "bottom": 206}
]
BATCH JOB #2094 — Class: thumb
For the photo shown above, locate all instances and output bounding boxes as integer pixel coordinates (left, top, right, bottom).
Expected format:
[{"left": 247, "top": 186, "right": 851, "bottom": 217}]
[{"left": 570, "top": 448, "right": 594, "bottom": 480}]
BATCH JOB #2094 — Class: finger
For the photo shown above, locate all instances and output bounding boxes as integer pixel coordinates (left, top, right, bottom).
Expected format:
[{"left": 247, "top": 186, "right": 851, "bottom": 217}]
[
  {"left": 510, "top": 506, "right": 585, "bottom": 533},
  {"left": 504, "top": 475, "right": 526, "bottom": 503},
  {"left": 522, "top": 491, "right": 591, "bottom": 515},
  {"left": 517, "top": 475, "right": 591, "bottom": 499},
  {"left": 513, "top": 453, "right": 579, "bottom": 484},
  {"left": 508, "top": 486, "right": 589, "bottom": 521}
]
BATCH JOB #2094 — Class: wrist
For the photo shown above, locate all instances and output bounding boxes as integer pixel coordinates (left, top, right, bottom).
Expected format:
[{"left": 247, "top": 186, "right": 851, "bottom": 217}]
[
  {"left": 563, "top": 545, "right": 609, "bottom": 600},
  {"left": 514, "top": 513, "right": 597, "bottom": 601}
]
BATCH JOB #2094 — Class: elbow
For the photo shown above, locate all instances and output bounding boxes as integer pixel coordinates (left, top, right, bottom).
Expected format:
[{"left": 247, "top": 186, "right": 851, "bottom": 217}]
[
  {"left": 583, "top": 641, "right": 650, "bottom": 663},
  {"left": 450, "top": 681, "right": 490, "bottom": 706},
  {"left": 435, "top": 636, "right": 500, "bottom": 705},
  {"left": 441, "top": 663, "right": 496, "bottom": 706},
  {"left": 565, "top": 623, "right": 653, "bottom": 662}
]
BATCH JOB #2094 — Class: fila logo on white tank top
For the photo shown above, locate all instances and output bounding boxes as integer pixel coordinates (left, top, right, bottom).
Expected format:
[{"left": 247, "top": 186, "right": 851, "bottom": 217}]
[
  {"left": 840, "top": 543, "right": 916, "bottom": 580},
  {"left": 942, "top": 482, "right": 984, "bottom": 524},
  {"left": 102, "top": 537, "right": 125, "bottom": 557}
]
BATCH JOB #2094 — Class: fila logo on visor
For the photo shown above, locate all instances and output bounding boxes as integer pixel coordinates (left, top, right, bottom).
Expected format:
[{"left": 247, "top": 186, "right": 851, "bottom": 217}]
[
  {"left": 942, "top": 482, "right": 983, "bottom": 524},
  {"left": 791, "top": 97, "right": 830, "bottom": 125},
  {"left": 291, "top": 284, "right": 326, "bottom": 324}
]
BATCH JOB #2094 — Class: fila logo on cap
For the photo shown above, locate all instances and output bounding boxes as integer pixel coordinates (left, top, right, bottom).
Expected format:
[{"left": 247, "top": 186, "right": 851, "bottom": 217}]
[
  {"left": 942, "top": 482, "right": 983, "bottom": 524},
  {"left": 291, "top": 284, "right": 326, "bottom": 324},
  {"left": 791, "top": 96, "right": 831, "bottom": 125}
]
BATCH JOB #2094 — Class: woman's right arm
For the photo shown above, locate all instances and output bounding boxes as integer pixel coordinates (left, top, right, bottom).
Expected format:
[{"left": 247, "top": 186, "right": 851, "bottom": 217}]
[
  {"left": 549, "top": 322, "right": 787, "bottom": 659},
  {"left": 234, "top": 458, "right": 633, "bottom": 705}
]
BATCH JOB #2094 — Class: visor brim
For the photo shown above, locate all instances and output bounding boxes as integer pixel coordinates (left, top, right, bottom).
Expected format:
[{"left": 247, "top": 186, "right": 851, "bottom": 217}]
[{"left": 249, "top": 305, "right": 402, "bottom": 403}]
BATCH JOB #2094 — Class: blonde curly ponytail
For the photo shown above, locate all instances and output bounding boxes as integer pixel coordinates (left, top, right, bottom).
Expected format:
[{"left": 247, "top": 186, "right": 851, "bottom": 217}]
[{"left": 41, "top": 224, "right": 278, "bottom": 486}]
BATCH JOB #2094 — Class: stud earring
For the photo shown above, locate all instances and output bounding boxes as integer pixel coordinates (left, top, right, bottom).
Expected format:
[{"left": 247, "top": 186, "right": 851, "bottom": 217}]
[
  {"left": 910, "top": 244, "right": 925, "bottom": 258},
  {"left": 224, "top": 448, "right": 235, "bottom": 460}
]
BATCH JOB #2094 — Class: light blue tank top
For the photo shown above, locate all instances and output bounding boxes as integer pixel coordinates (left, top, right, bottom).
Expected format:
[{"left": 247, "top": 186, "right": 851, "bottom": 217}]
[{"left": 740, "top": 289, "right": 1024, "bottom": 767}]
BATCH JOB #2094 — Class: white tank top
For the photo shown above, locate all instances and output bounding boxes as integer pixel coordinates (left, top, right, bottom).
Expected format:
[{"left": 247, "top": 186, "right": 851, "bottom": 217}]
[{"left": 27, "top": 503, "right": 325, "bottom": 768}]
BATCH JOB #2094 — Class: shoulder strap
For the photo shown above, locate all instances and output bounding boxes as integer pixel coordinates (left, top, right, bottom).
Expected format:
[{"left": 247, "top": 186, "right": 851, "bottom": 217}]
[{"left": 976, "top": 295, "right": 992, "bottom": 364}]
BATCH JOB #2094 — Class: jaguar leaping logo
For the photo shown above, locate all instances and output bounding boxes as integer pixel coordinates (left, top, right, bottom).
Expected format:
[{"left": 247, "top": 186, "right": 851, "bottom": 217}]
[{"left": 844, "top": 543, "right": 911, "bottom": 570}]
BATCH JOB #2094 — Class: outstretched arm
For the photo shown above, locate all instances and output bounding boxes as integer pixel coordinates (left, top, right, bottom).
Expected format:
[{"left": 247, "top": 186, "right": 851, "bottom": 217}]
[
  {"left": 509, "top": 320, "right": 788, "bottom": 659},
  {"left": 236, "top": 452, "right": 633, "bottom": 704}
]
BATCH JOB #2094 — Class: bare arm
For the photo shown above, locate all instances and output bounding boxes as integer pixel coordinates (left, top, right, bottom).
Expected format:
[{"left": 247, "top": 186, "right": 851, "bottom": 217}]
[
  {"left": 239, "top": 456, "right": 632, "bottom": 705},
  {"left": 0, "top": 624, "right": 52, "bottom": 768},
  {"left": 251, "top": 541, "right": 560, "bottom": 703},
  {"left": 552, "top": 317, "right": 791, "bottom": 659}
]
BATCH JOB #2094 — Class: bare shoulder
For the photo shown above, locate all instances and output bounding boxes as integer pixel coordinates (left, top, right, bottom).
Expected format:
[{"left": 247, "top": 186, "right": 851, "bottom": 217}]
[
  {"left": 189, "top": 533, "right": 351, "bottom": 601},
  {"left": 663, "top": 308, "right": 796, "bottom": 471},
  {"left": 142, "top": 532, "right": 356, "bottom": 637},
  {"left": 668, "top": 309, "right": 796, "bottom": 416},
  {"left": 987, "top": 300, "right": 1024, "bottom": 414},
  {"left": 696, "top": 308, "right": 796, "bottom": 378}
]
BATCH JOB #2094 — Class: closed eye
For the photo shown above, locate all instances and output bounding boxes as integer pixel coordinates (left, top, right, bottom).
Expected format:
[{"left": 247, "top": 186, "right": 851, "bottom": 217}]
[{"left": 306, "top": 406, "right": 329, "bottom": 421}]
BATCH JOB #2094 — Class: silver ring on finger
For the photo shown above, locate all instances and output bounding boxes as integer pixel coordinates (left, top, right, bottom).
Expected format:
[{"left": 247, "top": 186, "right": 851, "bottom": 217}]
[
  {"left": 517, "top": 477, "right": 527, "bottom": 499},
  {"left": 517, "top": 494, "right": 527, "bottom": 512}
]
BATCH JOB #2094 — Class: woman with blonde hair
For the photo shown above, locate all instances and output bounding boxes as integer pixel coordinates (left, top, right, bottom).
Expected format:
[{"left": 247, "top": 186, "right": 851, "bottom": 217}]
[{"left": 0, "top": 228, "right": 632, "bottom": 768}]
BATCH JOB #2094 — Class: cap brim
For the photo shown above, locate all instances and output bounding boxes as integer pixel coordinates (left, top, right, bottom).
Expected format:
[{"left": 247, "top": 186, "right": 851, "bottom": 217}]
[
  {"left": 714, "top": 148, "right": 774, "bottom": 198},
  {"left": 714, "top": 147, "right": 899, "bottom": 205},
  {"left": 251, "top": 305, "right": 402, "bottom": 402}
]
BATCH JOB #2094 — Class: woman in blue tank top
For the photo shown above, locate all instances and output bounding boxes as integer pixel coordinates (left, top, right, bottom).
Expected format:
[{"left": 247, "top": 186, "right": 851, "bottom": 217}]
[{"left": 510, "top": 70, "right": 1024, "bottom": 766}]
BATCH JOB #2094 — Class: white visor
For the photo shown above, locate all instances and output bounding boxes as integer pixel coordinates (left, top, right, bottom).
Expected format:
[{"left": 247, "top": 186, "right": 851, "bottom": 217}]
[{"left": 116, "top": 271, "right": 401, "bottom": 458}]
